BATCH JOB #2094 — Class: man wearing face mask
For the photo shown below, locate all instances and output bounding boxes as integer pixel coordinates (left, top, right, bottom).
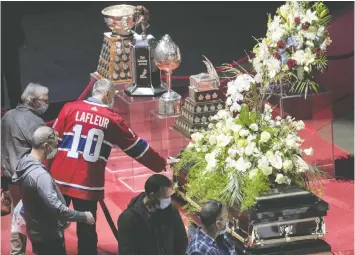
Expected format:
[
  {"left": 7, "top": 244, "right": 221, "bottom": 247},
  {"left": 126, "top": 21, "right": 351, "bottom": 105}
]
[
  {"left": 186, "top": 200, "right": 237, "bottom": 255},
  {"left": 12, "top": 126, "right": 95, "bottom": 255},
  {"left": 1, "top": 82, "right": 49, "bottom": 254},
  {"left": 50, "top": 79, "right": 167, "bottom": 255},
  {"left": 118, "top": 174, "right": 188, "bottom": 255}
]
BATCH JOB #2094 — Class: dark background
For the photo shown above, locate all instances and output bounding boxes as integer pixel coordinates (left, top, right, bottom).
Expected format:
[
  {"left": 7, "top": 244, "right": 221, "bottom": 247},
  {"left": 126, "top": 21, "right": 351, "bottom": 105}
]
[{"left": 1, "top": 1, "right": 354, "bottom": 105}]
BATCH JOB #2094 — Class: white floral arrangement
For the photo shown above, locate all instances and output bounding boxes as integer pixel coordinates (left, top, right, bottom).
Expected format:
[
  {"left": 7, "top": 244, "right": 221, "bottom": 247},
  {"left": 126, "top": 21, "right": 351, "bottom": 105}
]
[
  {"left": 174, "top": 71, "right": 325, "bottom": 210},
  {"left": 252, "top": 1, "right": 332, "bottom": 95}
]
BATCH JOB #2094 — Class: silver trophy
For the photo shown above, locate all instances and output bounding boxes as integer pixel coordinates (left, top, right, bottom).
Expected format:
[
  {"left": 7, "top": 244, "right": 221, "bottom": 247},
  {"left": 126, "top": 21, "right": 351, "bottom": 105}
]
[{"left": 154, "top": 35, "right": 182, "bottom": 116}]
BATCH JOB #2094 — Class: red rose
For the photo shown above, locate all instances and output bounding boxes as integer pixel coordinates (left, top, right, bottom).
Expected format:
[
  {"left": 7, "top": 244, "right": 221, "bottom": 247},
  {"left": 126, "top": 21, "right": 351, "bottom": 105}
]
[
  {"left": 314, "top": 48, "right": 322, "bottom": 56},
  {"left": 277, "top": 40, "right": 286, "bottom": 48},
  {"left": 302, "top": 23, "right": 310, "bottom": 30},
  {"left": 287, "top": 59, "right": 297, "bottom": 69},
  {"left": 294, "top": 17, "right": 301, "bottom": 24},
  {"left": 273, "top": 52, "right": 281, "bottom": 59}
]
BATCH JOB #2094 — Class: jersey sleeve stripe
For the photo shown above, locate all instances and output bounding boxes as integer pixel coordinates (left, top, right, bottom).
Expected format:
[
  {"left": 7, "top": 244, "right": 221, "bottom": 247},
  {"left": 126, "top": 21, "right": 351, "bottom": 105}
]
[
  {"left": 122, "top": 138, "right": 141, "bottom": 152},
  {"left": 135, "top": 144, "right": 150, "bottom": 159},
  {"left": 55, "top": 180, "right": 104, "bottom": 191},
  {"left": 124, "top": 139, "right": 149, "bottom": 158}
]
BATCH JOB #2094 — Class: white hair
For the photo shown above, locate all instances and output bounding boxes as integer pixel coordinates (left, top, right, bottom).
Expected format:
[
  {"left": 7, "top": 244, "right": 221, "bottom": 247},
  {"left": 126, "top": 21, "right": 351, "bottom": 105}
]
[
  {"left": 32, "top": 126, "right": 58, "bottom": 149},
  {"left": 21, "top": 83, "right": 49, "bottom": 105},
  {"left": 92, "top": 79, "right": 115, "bottom": 96}
]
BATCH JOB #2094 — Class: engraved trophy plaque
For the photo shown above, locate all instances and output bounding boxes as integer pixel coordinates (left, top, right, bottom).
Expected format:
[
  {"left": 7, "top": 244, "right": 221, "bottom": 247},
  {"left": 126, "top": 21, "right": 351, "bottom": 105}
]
[
  {"left": 124, "top": 33, "right": 167, "bottom": 96},
  {"left": 154, "top": 35, "right": 182, "bottom": 116},
  {"left": 97, "top": 5, "right": 150, "bottom": 84}
]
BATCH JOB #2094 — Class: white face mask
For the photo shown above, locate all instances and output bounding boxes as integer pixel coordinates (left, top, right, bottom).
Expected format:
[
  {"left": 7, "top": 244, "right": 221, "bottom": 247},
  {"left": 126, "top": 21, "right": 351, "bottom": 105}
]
[
  {"left": 158, "top": 197, "right": 171, "bottom": 210},
  {"left": 218, "top": 221, "right": 229, "bottom": 236},
  {"left": 36, "top": 101, "right": 49, "bottom": 115},
  {"left": 108, "top": 98, "right": 114, "bottom": 108},
  {"left": 46, "top": 146, "right": 58, "bottom": 160}
]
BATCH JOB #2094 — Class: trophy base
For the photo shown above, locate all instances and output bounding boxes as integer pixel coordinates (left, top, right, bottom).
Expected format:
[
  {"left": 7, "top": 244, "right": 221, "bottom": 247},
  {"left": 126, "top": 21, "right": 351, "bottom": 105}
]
[
  {"left": 124, "top": 84, "right": 167, "bottom": 97},
  {"left": 158, "top": 90, "right": 182, "bottom": 116},
  {"left": 96, "top": 32, "right": 133, "bottom": 83}
]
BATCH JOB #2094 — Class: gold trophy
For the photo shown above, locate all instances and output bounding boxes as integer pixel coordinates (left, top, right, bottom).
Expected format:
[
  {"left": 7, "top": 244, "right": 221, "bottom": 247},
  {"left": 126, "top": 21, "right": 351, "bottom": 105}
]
[
  {"left": 154, "top": 35, "right": 182, "bottom": 116},
  {"left": 96, "top": 5, "right": 149, "bottom": 84}
]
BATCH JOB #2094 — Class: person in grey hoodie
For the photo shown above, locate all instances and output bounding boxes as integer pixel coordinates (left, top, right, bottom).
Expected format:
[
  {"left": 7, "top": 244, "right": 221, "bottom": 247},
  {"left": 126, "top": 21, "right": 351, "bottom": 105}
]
[
  {"left": 12, "top": 126, "right": 95, "bottom": 255},
  {"left": 1, "top": 82, "right": 49, "bottom": 255}
]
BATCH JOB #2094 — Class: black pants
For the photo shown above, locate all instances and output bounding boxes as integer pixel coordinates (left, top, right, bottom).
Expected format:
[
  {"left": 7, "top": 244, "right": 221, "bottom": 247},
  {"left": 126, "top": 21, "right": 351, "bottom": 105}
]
[
  {"left": 64, "top": 196, "right": 98, "bottom": 255},
  {"left": 31, "top": 237, "right": 66, "bottom": 255}
]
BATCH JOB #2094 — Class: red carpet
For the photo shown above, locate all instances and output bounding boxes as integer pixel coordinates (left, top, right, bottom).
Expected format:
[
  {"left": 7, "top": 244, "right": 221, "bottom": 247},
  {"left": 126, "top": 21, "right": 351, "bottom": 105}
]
[{"left": 1, "top": 122, "right": 354, "bottom": 254}]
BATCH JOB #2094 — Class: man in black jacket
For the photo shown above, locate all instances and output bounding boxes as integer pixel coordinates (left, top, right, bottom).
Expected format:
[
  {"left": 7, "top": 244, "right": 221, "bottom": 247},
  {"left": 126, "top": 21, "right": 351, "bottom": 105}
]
[{"left": 117, "top": 174, "right": 188, "bottom": 255}]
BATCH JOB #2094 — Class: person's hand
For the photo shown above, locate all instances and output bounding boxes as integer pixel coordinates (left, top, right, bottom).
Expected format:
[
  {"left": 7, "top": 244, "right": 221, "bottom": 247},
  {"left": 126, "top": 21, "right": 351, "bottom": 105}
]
[
  {"left": 162, "top": 158, "right": 168, "bottom": 172},
  {"left": 84, "top": 212, "right": 95, "bottom": 225},
  {"left": 64, "top": 221, "right": 71, "bottom": 229},
  {"left": 1, "top": 189, "right": 12, "bottom": 216},
  {"left": 2, "top": 190, "right": 12, "bottom": 204}
]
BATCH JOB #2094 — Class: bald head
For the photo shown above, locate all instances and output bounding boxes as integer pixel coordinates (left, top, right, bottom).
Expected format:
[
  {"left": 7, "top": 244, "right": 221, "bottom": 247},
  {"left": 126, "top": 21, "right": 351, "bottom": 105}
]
[
  {"left": 32, "top": 126, "right": 58, "bottom": 149},
  {"left": 199, "top": 200, "right": 228, "bottom": 229}
]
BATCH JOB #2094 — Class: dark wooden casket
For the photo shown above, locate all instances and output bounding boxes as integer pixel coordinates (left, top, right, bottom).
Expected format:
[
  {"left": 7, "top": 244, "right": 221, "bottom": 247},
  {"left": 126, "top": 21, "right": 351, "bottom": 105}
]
[{"left": 173, "top": 169, "right": 332, "bottom": 254}]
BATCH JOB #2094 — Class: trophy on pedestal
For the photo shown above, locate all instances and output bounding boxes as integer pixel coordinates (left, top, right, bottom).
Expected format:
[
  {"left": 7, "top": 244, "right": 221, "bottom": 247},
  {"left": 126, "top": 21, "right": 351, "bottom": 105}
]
[
  {"left": 98, "top": 5, "right": 165, "bottom": 96},
  {"left": 174, "top": 57, "right": 224, "bottom": 137},
  {"left": 154, "top": 35, "right": 182, "bottom": 116}
]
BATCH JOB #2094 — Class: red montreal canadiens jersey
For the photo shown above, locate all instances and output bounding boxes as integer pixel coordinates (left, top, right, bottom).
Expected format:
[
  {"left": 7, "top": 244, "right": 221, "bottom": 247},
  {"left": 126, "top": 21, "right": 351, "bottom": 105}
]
[{"left": 50, "top": 98, "right": 166, "bottom": 201}]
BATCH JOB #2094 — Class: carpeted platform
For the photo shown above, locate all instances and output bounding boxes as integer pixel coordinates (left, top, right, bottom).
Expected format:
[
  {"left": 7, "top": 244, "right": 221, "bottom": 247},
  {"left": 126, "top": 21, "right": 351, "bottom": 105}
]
[{"left": 1, "top": 119, "right": 354, "bottom": 255}]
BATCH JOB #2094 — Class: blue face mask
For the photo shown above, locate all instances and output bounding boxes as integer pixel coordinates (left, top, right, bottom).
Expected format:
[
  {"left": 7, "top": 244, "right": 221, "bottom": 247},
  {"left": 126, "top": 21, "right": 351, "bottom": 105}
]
[
  {"left": 157, "top": 197, "right": 171, "bottom": 210},
  {"left": 108, "top": 98, "right": 114, "bottom": 108}
]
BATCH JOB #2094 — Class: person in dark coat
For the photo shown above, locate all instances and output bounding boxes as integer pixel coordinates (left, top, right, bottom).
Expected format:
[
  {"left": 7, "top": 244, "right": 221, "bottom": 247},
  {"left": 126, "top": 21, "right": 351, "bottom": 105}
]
[{"left": 117, "top": 174, "right": 188, "bottom": 255}]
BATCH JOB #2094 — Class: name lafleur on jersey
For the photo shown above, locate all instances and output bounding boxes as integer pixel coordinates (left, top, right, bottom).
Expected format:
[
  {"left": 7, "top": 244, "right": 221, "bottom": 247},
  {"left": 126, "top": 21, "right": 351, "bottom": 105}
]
[{"left": 75, "top": 111, "right": 110, "bottom": 129}]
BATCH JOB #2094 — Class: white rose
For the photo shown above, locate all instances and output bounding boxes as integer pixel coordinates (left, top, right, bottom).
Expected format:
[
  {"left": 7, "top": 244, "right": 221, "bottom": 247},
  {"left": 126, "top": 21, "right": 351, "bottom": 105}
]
[
  {"left": 235, "top": 157, "right": 251, "bottom": 173},
  {"left": 295, "top": 156, "right": 309, "bottom": 172},
  {"left": 228, "top": 147, "right": 237, "bottom": 158},
  {"left": 268, "top": 154, "right": 283, "bottom": 170},
  {"left": 258, "top": 156, "right": 269, "bottom": 167},
  {"left": 284, "top": 176, "right": 292, "bottom": 185},
  {"left": 264, "top": 104, "right": 272, "bottom": 112},
  {"left": 217, "top": 110, "right": 230, "bottom": 119},
  {"left": 249, "top": 169, "right": 259, "bottom": 179},
  {"left": 230, "top": 103, "right": 241, "bottom": 113},
  {"left": 254, "top": 73, "right": 263, "bottom": 83},
  {"left": 275, "top": 173, "right": 285, "bottom": 184},
  {"left": 186, "top": 142, "right": 194, "bottom": 151},
  {"left": 249, "top": 123, "right": 259, "bottom": 132},
  {"left": 191, "top": 132, "right": 204, "bottom": 143},
  {"left": 216, "top": 134, "right": 233, "bottom": 148},
  {"left": 247, "top": 135, "right": 257, "bottom": 142},
  {"left": 244, "top": 143, "right": 255, "bottom": 156},
  {"left": 231, "top": 124, "right": 242, "bottom": 133},
  {"left": 304, "top": 147, "right": 314, "bottom": 156},
  {"left": 295, "top": 120, "right": 305, "bottom": 131},
  {"left": 226, "top": 97, "right": 233, "bottom": 106},
  {"left": 260, "top": 165, "right": 272, "bottom": 176},
  {"left": 209, "top": 135, "right": 217, "bottom": 145},
  {"left": 285, "top": 134, "right": 298, "bottom": 149},
  {"left": 283, "top": 159, "right": 293, "bottom": 171},
  {"left": 239, "top": 129, "right": 250, "bottom": 137},
  {"left": 260, "top": 131, "right": 271, "bottom": 143},
  {"left": 205, "top": 159, "right": 218, "bottom": 173}
]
